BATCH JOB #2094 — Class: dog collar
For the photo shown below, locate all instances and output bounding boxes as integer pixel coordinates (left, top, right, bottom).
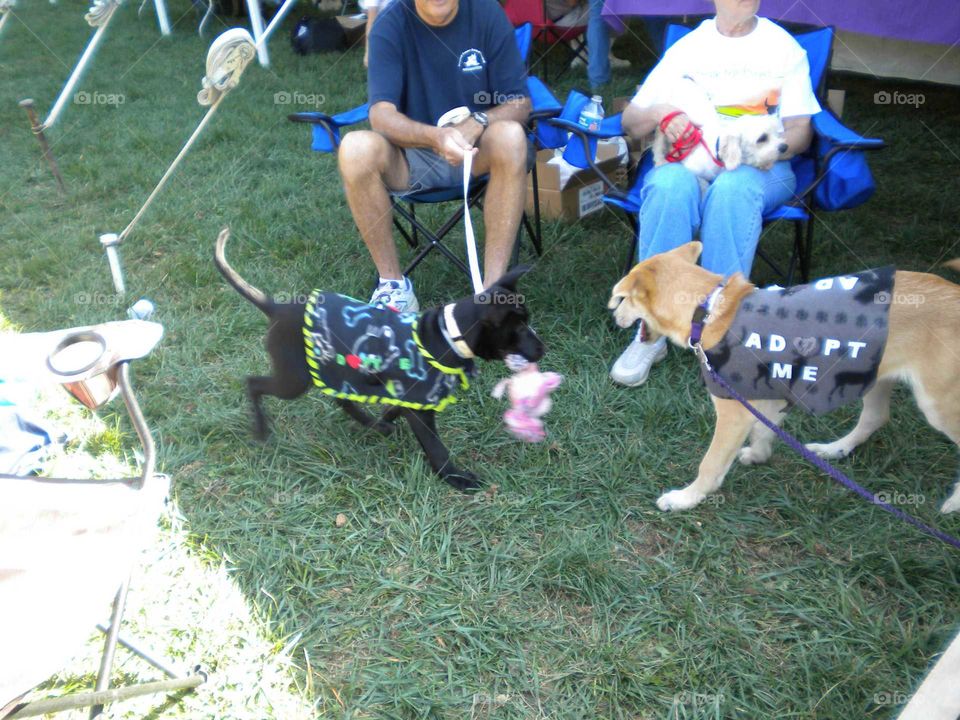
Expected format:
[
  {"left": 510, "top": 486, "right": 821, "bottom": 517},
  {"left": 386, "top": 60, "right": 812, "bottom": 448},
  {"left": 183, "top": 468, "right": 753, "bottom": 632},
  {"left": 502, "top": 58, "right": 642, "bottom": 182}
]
[
  {"left": 688, "top": 282, "right": 726, "bottom": 348},
  {"left": 442, "top": 303, "right": 475, "bottom": 359}
]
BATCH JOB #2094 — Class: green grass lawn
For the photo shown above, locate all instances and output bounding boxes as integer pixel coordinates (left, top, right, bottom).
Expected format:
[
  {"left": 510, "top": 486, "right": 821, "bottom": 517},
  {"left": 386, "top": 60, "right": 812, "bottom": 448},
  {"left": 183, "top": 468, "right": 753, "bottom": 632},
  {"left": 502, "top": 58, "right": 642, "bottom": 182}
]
[{"left": 3, "top": 3, "right": 960, "bottom": 718}]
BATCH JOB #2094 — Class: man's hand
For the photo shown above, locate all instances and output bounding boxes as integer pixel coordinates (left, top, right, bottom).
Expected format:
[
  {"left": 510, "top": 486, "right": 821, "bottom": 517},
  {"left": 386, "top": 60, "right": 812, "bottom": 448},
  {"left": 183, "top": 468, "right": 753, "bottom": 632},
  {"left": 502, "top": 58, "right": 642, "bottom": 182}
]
[
  {"left": 435, "top": 126, "right": 478, "bottom": 166},
  {"left": 453, "top": 117, "right": 484, "bottom": 147}
]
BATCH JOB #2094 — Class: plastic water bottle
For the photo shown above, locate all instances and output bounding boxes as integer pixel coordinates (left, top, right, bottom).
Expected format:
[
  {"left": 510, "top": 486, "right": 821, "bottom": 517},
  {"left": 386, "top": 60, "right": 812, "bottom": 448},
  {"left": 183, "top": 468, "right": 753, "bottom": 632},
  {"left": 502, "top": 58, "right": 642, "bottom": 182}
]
[{"left": 578, "top": 95, "right": 605, "bottom": 133}]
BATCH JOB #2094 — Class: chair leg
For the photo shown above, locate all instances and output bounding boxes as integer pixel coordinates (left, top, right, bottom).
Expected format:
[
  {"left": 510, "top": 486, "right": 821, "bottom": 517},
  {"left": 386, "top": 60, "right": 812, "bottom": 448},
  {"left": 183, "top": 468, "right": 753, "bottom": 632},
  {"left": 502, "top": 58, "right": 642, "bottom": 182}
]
[
  {"left": 531, "top": 161, "right": 543, "bottom": 255},
  {"left": 409, "top": 202, "right": 419, "bottom": 248},
  {"left": 390, "top": 197, "right": 419, "bottom": 249},
  {"left": 394, "top": 202, "right": 471, "bottom": 279},
  {"left": 801, "top": 215, "right": 815, "bottom": 282},
  {"left": 522, "top": 212, "right": 541, "bottom": 256},
  {"left": 786, "top": 219, "right": 803, "bottom": 286},
  {"left": 89, "top": 578, "right": 131, "bottom": 718},
  {"left": 622, "top": 212, "right": 638, "bottom": 277}
]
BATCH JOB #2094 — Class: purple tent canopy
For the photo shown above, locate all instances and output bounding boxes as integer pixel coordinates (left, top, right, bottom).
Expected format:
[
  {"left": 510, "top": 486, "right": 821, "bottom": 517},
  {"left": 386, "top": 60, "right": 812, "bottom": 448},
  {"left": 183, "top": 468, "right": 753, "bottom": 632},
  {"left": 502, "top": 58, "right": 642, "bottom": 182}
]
[{"left": 601, "top": 0, "right": 960, "bottom": 46}]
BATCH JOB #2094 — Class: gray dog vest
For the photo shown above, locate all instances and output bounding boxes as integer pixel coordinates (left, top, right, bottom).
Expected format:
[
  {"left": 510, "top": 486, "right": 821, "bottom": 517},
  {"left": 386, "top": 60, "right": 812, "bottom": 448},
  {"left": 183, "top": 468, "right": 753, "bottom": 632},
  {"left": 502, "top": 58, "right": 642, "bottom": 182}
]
[{"left": 702, "top": 267, "right": 894, "bottom": 415}]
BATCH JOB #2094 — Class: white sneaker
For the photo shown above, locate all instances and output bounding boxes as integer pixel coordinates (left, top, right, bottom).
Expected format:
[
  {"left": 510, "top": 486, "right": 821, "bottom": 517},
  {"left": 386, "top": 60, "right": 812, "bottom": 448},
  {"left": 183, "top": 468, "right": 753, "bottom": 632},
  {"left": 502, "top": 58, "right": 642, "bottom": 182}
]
[
  {"left": 610, "top": 335, "right": 667, "bottom": 386},
  {"left": 608, "top": 53, "right": 631, "bottom": 69},
  {"left": 370, "top": 276, "right": 419, "bottom": 313}
]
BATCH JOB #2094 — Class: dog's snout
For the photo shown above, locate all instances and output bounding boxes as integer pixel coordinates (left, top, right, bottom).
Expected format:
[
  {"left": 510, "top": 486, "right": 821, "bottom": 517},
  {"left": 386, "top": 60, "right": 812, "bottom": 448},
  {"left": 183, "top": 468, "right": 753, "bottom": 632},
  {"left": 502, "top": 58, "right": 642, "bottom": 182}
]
[
  {"left": 519, "top": 327, "right": 546, "bottom": 362},
  {"left": 777, "top": 142, "right": 788, "bottom": 154}
]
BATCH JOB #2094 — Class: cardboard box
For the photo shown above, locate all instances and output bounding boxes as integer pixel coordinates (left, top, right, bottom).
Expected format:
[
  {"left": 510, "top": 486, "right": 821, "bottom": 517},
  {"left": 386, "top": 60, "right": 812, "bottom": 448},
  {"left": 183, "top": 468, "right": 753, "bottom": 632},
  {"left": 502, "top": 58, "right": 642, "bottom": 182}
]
[
  {"left": 526, "top": 142, "right": 626, "bottom": 222},
  {"left": 827, "top": 88, "right": 845, "bottom": 117}
]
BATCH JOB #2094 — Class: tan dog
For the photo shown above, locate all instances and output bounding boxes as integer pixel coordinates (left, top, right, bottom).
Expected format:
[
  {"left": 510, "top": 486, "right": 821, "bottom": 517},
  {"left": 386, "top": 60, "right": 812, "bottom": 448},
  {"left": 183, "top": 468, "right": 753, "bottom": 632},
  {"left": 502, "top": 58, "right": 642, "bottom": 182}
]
[{"left": 608, "top": 243, "right": 960, "bottom": 512}]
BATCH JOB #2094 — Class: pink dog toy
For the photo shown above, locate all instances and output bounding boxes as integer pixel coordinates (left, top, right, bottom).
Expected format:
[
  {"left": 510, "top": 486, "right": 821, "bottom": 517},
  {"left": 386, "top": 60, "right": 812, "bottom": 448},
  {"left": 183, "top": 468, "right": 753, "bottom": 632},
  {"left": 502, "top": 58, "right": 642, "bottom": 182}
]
[{"left": 491, "top": 356, "right": 562, "bottom": 443}]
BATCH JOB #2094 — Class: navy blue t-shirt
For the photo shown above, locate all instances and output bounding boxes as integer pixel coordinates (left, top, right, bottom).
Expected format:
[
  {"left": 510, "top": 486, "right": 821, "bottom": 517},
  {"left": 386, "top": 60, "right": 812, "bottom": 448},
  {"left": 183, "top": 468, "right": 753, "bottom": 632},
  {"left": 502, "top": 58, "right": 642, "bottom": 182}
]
[{"left": 367, "top": 0, "right": 528, "bottom": 126}]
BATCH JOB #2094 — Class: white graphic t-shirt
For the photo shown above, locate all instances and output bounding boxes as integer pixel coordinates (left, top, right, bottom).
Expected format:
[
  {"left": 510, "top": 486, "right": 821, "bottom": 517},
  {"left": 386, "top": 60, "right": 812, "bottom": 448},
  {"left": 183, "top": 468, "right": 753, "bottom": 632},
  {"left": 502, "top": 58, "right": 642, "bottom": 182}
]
[{"left": 631, "top": 17, "right": 821, "bottom": 127}]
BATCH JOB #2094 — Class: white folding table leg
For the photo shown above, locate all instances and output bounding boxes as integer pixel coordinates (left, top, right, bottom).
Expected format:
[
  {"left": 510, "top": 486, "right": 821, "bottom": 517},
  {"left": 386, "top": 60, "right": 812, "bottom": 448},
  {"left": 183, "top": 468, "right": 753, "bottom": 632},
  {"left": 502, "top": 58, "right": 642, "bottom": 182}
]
[
  {"left": 153, "top": 0, "right": 171, "bottom": 35},
  {"left": 246, "top": 0, "right": 269, "bottom": 66}
]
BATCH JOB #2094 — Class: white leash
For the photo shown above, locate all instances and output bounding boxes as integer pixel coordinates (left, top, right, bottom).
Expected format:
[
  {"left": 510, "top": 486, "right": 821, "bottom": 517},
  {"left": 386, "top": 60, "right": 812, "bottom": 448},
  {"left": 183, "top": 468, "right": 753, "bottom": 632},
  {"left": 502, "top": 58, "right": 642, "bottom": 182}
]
[{"left": 462, "top": 150, "right": 484, "bottom": 294}]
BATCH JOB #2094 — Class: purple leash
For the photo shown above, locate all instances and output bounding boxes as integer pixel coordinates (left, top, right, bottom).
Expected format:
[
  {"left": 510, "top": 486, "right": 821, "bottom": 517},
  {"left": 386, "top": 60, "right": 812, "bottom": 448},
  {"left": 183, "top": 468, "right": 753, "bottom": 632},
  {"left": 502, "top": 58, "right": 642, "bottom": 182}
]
[{"left": 687, "top": 287, "right": 960, "bottom": 552}]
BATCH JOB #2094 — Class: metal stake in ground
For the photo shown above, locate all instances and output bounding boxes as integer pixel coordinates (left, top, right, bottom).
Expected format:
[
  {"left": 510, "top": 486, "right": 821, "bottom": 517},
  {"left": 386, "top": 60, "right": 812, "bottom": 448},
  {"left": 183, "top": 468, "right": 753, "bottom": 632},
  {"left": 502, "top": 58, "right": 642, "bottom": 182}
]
[
  {"left": 100, "top": 28, "right": 256, "bottom": 295},
  {"left": 44, "top": 0, "right": 122, "bottom": 129},
  {"left": 19, "top": 99, "right": 66, "bottom": 194},
  {"left": 19, "top": 0, "right": 122, "bottom": 190}
]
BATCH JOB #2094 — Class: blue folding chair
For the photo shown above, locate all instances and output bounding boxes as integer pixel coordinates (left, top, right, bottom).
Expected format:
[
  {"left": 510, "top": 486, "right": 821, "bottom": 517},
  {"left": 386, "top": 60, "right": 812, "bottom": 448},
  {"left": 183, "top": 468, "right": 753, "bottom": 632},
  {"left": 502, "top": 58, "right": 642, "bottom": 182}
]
[
  {"left": 545, "top": 23, "right": 885, "bottom": 283},
  {"left": 289, "top": 23, "right": 557, "bottom": 282}
]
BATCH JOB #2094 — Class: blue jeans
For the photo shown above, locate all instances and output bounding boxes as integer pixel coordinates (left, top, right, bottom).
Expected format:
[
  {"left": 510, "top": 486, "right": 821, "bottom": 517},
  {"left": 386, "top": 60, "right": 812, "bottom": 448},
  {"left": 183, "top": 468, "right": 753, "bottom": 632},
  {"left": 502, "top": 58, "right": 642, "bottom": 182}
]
[
  {"left": 636, "top": 161, "right": 797, "bottom": 277},
  {"left": 587, "top": 0, "right": 610, "bottom": 89}
]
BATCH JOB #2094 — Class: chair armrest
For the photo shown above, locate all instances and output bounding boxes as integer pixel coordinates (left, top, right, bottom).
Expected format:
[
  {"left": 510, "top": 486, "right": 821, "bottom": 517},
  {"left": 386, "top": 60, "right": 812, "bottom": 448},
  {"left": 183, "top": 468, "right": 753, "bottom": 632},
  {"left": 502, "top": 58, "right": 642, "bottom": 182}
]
[
  {"left": 287, "top": 111, "right": 334, "bottom": 124},
  {"left": 544, "top": 114, "right": 629, "bottom": 200},
  {"left": 811, "top": 110, "right": 884, "bottom": 150},
  {"left": 287, "top": 103, "right": 370, "bottom": 153},
  {"left": 545, "top": 114, "right": 624, "bottom": 140},
  {"left": 527, "top": 76, "right": 563, "bottom": 117}
]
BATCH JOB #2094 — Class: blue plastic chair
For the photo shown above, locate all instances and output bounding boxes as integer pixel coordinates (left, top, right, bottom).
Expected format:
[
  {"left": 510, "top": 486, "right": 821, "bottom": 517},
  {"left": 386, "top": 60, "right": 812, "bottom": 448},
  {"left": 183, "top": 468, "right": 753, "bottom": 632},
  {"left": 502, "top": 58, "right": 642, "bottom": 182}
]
[
  {"left": 545, "top": 23, "right": 885, "bottom": 282},
  {"left": 289, "top": 23, "right": 556, "bottom": 281}
]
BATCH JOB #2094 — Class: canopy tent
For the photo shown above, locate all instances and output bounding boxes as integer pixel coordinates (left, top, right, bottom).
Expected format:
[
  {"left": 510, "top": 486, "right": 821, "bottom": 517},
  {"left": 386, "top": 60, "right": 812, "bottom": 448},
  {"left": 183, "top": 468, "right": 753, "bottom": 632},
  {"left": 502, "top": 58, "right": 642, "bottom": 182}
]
[{"left": 601, "top": 0, "right": 960, "bottom": 85}]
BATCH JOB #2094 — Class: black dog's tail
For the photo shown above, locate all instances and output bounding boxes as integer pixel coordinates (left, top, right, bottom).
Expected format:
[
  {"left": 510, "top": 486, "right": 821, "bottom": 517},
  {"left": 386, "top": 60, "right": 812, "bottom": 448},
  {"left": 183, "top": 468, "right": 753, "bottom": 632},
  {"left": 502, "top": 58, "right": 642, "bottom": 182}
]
[{"left": 214, "top": 227, "right": 273, "bottom": 315}]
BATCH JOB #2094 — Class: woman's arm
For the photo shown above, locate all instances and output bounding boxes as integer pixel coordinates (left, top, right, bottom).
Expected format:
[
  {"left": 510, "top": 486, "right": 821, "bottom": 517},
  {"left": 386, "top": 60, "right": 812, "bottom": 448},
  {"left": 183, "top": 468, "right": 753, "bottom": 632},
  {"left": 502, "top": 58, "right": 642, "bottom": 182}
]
[
  {"left": 623, "top": 102, "right": 689, "bottom": 145},
  {"left": 781, "top": 116, "right": 813, "bottom": 159}
]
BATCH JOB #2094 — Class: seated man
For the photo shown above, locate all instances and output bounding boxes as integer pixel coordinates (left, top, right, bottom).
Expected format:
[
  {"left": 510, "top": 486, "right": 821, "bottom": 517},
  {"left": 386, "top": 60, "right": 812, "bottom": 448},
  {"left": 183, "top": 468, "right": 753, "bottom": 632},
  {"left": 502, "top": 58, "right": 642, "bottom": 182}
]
[{"left": 338, "top": 0, "right": 533, "bottom": 312}]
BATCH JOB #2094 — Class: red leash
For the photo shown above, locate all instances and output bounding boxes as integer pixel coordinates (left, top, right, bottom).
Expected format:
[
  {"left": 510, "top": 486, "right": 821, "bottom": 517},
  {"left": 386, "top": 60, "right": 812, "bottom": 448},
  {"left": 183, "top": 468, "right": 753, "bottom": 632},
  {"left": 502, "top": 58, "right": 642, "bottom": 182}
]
[{"left": 659, "top": 111, "right": 724, "bottom": 167}]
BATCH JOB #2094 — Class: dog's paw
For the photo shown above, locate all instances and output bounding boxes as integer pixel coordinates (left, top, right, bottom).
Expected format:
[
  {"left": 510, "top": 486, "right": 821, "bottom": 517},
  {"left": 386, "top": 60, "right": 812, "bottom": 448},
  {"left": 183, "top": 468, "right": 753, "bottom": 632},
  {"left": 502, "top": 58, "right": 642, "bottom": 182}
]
[
  {"left": 442, "top": 469, "right": 480, "bottom": 492},
  {"left": 656, "top": 488, "right": 706, "bottom": 512},
  {"left": 372, "top": 420, "right": 396, "bottom": 437},
  {"left": 940, "top": 491, "right": 960, "bottom": 514},
  {"left": 805, "top": 441, "right": 851, "bottom": 460},
  {"left": 738, "top": 446, "right": 771, "bottom": 465}
]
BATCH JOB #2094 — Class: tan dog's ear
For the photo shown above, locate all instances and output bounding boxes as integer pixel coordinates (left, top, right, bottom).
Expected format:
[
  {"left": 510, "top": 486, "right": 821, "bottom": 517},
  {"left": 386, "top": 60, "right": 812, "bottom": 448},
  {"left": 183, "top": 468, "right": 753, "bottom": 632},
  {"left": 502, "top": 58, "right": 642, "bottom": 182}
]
[
  {"left": 670, "top": 241, "right": 702, "bottom": 264},
  {"left": 608, "top": 270, "right": 650, "bottom": 309},
  {"left": 719, "top": 133, "right": 742, "bottom": 170},
  {"left": 608, "top": 277, "right": 630, "bottom": 309}
]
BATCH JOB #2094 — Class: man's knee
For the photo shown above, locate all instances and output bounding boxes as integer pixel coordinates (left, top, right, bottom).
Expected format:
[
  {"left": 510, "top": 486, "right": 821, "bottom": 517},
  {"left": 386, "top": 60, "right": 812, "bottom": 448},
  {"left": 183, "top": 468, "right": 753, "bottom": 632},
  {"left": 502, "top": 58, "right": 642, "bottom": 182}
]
[
  {"left": 338, "top": 130, "right": 392, "bottom": 182},
  {"left": 481, "top": 120, "right": 528, "bottom": 169}
]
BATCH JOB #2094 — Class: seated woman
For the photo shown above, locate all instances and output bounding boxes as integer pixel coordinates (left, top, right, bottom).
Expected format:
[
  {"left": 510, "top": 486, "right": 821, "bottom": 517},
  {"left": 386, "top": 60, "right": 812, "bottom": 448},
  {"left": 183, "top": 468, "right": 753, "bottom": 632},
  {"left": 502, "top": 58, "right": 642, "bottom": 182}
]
[{"left": 610, "top": 0, "right": 821, "bottom": 387}]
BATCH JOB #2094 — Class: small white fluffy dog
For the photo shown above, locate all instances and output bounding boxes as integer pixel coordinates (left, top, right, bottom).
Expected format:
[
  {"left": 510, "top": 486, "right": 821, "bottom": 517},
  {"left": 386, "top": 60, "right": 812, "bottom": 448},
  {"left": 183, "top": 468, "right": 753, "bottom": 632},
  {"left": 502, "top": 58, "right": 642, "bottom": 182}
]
[{"left": 651, "top": 78, "right": 788, "bottom": 190}]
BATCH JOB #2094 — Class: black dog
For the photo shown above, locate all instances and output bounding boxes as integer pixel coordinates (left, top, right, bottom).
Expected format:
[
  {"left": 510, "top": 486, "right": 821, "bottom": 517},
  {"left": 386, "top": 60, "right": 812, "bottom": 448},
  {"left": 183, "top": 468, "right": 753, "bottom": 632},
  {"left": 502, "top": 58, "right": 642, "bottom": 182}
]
[{"left": 214, "top": 228, "right": 544, "bottom": 490}]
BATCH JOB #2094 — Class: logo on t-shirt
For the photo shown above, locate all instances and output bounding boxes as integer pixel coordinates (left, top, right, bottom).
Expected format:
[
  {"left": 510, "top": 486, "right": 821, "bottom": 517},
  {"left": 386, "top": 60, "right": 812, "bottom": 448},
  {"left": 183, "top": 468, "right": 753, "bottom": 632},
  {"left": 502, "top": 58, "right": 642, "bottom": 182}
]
[
  {"left": 716, "top": 89, "right": 781, "bottom": 118},
  {"left": 458, "top": 49, "right": 486, "bottom": 73}
]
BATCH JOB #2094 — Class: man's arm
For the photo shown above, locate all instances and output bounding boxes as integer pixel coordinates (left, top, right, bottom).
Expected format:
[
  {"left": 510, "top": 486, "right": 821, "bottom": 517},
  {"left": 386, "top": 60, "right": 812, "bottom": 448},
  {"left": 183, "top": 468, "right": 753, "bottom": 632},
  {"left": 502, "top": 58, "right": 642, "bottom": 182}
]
[
  {"left": 369, "top": 101, "right": 441, "bottom": 149},
  {"left": 369, "top": 97, "right": 531, "bottom": 166},
  {"left": 454, "top": 97, "right": 531, "bottom": 147}
]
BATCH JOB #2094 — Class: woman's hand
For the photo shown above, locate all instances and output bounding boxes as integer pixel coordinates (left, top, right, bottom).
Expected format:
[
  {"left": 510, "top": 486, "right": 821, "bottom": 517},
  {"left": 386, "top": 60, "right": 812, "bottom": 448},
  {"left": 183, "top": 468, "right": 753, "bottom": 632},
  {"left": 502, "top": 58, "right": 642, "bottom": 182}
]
[{"left": 659, "top": 108, "right": 690, "bottom": 143}]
